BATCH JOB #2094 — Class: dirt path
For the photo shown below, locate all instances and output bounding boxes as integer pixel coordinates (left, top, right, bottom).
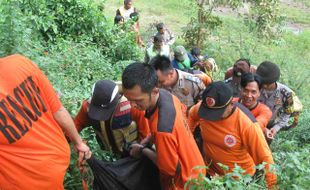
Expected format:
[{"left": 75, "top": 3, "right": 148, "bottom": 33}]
[
  {"left": 280, "top": 0, "right": 308, "bottom": 11},
  {"left": 280, "top": 0, "right": 310, "bottom": 33}
]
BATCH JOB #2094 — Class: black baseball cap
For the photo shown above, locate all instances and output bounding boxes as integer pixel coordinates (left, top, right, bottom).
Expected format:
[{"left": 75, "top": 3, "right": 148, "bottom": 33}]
[
  {"left": 88, "top": 80, "right": 120, "bottom": 121},
  {"left": 198, "top": 81, "right": 233, "bottom": 121}
]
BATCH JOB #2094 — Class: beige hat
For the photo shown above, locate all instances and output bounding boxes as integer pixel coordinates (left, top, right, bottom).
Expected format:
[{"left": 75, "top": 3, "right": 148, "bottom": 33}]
[{"left": 174, "top": 46, "right": 189, "bottom": 62}]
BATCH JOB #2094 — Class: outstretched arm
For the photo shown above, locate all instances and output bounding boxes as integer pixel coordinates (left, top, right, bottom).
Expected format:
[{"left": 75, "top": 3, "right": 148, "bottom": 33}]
[{"left": 53, "top": 107, "right": 91, "bottom": 161}]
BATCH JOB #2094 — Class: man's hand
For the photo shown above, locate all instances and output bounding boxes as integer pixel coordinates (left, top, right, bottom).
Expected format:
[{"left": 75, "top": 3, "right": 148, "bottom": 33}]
[
  {"left": 266, "top": 128, "right": 277, "bottom": 140},
  {"left": 130, "top": 143, "right": 144, "bottom": 158},
  {"left": 265, "top": 128, "right": 273, "bottom": 140},
  {"left": 270, "top": 128, "right": 278, "bottom": 137},
  {"left": 140, "top": 135, "right": 152, "bottom": 145},
  {"left": 53, "top": 106, "right": 92, "bottom": 163},
  {"left": 76, "top": 142, "right": 91, "bottom": 170}
]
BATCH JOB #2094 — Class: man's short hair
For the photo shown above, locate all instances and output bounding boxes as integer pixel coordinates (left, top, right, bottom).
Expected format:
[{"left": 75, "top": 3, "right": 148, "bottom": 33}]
[
  {"left": 240, "top": 73, "right": 262, "bottom": 89},
  {"left": 153, "top": 34, "right": 164, "bottom": 43},
  {"left": 156, "top": 22, "right": 164, "bottom": 31},
  {"left": 122, "top": 62, "right": 158, "bottom": 94},
  {"left": 191, "top": 47, "right": 201, "bottom": 56},
  {"left": 124, "top": 0, "right": 132, "bottom": 5},
  {"left": 150, "top": 55, "right": 173, "bottom": 73},
  {"left": 236, "top": 58, "right": 251, "bottom": 67}
]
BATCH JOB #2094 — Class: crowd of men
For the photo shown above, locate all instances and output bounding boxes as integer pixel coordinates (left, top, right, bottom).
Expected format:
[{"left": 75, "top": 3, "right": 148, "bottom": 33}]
[
  {"left": 115, "top": 0, "right": 217, "bottom": 75},
  {"left": 0, "top": 0, "right": 303, "bottom": 189}
]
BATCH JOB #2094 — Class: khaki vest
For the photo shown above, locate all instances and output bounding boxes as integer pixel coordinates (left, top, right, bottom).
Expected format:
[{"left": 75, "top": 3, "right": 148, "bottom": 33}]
[{"left": 97, "top": 96, "right": 138, "bottom": 154}]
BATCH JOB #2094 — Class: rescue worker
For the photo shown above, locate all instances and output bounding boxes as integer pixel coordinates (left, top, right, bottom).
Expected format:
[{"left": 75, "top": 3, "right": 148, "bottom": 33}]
[
  {"left": 74, "top": 80, "right": 150, "bottom": 157},
  {"left": 256, "top": 61, "right": 302, "bottom": 140},
  {"left": 234, "top": 73, "right": 272, "bottom": 135},
  {"left": 121, "top": 62, "right": 205, "bottom": 190},
  {"left": 0, "top": 54, "right": 91, "bottom": 189},
  {"left": 150, "top": 55, "right": 208, "bottom": 108},
  {"left": 188, "top": 81, "right": 277, "bottom": 189}
]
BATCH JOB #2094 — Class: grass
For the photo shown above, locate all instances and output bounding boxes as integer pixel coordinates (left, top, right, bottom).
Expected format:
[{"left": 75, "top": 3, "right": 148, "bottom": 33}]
[
  {"left": 295, "top": 0, "right": 310, "bottom": 8},
  {"left": 280, "top": 3, "right": 310, "bottom": 24}
]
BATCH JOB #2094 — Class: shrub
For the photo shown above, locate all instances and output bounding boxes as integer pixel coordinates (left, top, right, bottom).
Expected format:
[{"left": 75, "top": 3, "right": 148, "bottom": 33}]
[
  {"left": 0, "top": 0, "right": 42, "bottom": 56},
  {"left": 19, "top": 0, "right": 106, "bottom": 41},
  {"left": 0, "top": 0, "right": 143, "bottom": 61}
]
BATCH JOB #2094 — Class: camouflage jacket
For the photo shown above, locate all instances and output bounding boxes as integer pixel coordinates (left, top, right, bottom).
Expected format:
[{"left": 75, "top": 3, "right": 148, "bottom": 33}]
[{"left": 258, "top": 82, "right": 302, "bottom": 131}]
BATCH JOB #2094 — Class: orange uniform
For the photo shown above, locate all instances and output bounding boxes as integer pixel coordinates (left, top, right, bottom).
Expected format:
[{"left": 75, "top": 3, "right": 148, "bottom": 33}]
[
  {"left": 233, "top": 98, "right": 272, "bottom": 132},
  {"left": 188, "top": 101, "right": 277, "bottom": 188},
  {"left": 249, "top": 102, "right": 272, "bottom": 132},
  {"left": 0, "top": 55, "right": 70, "bottom": 189},
  {"left": 145, "top": 89, "right": 205, "bottom": 190}
]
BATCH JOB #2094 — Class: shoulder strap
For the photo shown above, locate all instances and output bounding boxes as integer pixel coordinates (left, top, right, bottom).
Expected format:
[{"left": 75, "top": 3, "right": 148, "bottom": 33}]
[{"left": 184, "top": 74, "right": 200, "bottom": 84}]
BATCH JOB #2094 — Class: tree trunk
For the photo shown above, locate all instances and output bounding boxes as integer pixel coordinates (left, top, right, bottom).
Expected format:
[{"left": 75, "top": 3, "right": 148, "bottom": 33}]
[{"left": 196, "top": 0, "right": 205, "bottom": 48}]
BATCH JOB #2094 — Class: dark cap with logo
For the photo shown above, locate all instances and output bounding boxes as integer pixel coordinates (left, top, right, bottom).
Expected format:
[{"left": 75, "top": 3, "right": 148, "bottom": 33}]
[
  {"left": 88, "top": 80, "right": 120, "bottom": 121},
  {"left": 198, "top": 81, "right": 233, "bottom": 121}
]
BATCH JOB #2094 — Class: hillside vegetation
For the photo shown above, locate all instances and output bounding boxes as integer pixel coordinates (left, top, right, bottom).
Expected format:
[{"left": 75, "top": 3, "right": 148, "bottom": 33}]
[{"left": 0, "top": 0, "right": 309, "bottom": 189}]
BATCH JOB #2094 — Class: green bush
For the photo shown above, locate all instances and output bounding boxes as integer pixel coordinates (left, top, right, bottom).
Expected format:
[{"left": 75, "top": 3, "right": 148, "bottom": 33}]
[
  {"left": 185, "top": 164, "right": 268, "bottom": 190},
  {"left": 19, "top": 0, "right": 106, "bottom": 41},
  {"left": 33, "top": 38, "right": 132, "bottom": 113},
  {"left": 0, "top": 0, "right": 143, "bottom": 61},
  {"left": 0, "top": 1, "right": 142, "bottom": 188},
  {"left": 0, "top": 0, "right": 42, "bottom": 56},
  {"left": 273, "top": 148, "right": 310, "bottom": 189}
]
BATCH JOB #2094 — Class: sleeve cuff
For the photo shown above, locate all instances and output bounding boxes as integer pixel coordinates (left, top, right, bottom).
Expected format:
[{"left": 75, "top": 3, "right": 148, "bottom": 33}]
[{"left": 273, "top": 125, "right": 281, "bottom": 132}]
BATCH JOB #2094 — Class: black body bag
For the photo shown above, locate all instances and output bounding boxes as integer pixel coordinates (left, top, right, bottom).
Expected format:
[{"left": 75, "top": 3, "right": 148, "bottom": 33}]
[{"left": 87, "top": 156, "right": 161, "bottom": 190}]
